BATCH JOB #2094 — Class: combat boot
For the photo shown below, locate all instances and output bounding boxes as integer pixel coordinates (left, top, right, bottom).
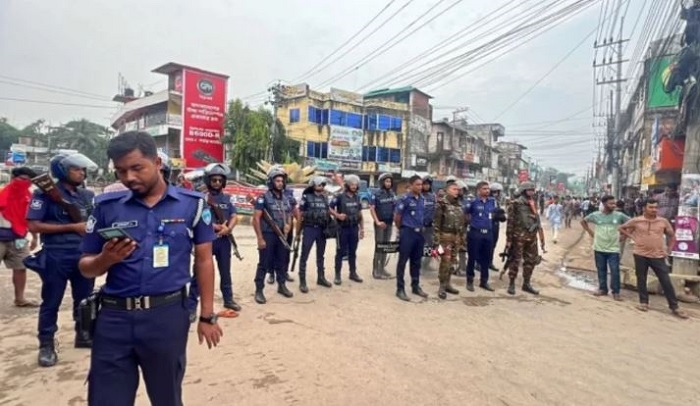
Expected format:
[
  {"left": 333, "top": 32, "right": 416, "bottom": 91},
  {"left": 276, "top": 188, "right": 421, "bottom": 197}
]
[
  {"left": 438, "top": 282, "right": 447, "bottom": 300},
  {"left": 299, "top": 276, "right": 309, "bottom": 294},
  {"left": 317, "top": 271, "right": 332, "bottom": 288},
  {"left": 266, "top": 273, "right": 275, "bottom": 285},
  {"left": 412, "top": 285, "right": 428, "bottom": 298},
  {"left": 445, "top": 275, "right": 459, "bottom": 295},
  {"left": 380, "top": 270, "right": 395, "bottom": 279},
  {"left": 285, "top": 273, "right": 295, "bottom": 283},
  {"left": 466, "top": 279, "right": 475, "bottom": 292},
  {"left": 507, "top": 278, "right": 516, "bottom": 295},
  {"left": 74, "top": 331, "right": 92, "bottom": 349},
  {"left": 522, "top": 277, "right": 540, "bottom": 295},
  {"left": 255, "top": 289, "right": 267, "bottom": 304},
  {"left": 224, "top": 299, "right": 242, "bottom": 312},
  {"left": 396, "top": 288, "right": 410, "bottom": 302},
  {"left": 38, "top": 341, "right": 57, "bottom": 367},
  {"left": 278, "top": 283, "right": 294, "bottom": 298},
  {"left": 334, "top": 271, "right": 342, "bottom": 286},
  {"left": 349, "top": 272, "right": 363, "bottom": 283}
]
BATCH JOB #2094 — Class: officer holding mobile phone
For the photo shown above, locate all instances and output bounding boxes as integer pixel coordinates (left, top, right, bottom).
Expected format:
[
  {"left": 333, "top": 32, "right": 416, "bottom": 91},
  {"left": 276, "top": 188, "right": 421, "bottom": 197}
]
[{"left": 79, "top": 131, "right": 222, "bottom": 406}]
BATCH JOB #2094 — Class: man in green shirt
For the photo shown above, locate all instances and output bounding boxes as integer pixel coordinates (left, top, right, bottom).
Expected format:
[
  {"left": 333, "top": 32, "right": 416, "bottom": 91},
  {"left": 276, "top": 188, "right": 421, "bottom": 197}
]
[{"left": 581, "top": 195, "right": 630, "bottom": 300}]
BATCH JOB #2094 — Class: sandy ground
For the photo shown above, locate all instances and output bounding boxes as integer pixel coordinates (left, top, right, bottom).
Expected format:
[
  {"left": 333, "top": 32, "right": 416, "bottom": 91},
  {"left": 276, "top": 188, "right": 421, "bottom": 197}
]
[{"left": 1, "top": 216, "right": 699, "bottom": 406}]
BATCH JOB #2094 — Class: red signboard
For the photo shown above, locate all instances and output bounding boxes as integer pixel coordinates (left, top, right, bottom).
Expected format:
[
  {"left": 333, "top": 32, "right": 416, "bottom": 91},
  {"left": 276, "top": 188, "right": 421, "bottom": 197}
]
[
  {"left": 181, "top": 69, "right": 227, "bottom": 169},
  {"left": 518, "top": 169, "right": 529, "bottom": 182},
  {"left": 224, "top": 185, "right": 265, "bottom": 216}
]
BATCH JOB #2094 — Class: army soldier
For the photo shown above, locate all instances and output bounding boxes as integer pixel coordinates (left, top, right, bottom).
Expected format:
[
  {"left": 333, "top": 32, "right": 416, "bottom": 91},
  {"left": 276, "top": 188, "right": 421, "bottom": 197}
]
[
  {"left": 505, "top": 181, "right": 544, "bottom": 295},
  {"left": 394, "top": 175, "right": 429, "bottom": 301},
  {"left": 297, "top": 176, "right": 333, "bottom": 292},
  {"left": 433, "top": 182, "right": 464, "bottom": 299},
  {"left": 369, "top": 173, "right": 396, "bottom": 279},
  {"left": 253, "top": 168, "right": 294, "bottom": 304},
  {"left": 329, "top": 174, "right": 364, "bottom": 285},
  {"left": 421, "top": 176, "right": 437, "bottom": 271}
]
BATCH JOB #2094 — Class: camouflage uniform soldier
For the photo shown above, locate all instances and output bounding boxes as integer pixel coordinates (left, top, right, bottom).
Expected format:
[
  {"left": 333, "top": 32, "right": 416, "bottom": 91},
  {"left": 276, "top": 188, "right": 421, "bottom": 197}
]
[
  {"left": 433, "top": 182, "right": 464, "bottom": 299},
  {"left": 505, "top": 182, "right": 542, "bottom": 295}
]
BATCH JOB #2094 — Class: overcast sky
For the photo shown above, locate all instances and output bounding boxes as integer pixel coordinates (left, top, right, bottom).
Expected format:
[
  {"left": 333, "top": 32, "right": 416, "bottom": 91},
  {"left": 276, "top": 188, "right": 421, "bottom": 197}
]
[{"left": 0, "top": 0, "right": 647, "bottom": 176}]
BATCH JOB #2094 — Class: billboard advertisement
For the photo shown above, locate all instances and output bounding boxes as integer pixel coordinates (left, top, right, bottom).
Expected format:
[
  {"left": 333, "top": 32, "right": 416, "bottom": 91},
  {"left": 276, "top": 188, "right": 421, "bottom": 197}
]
[
  {"left": 647, "top": 57, "right": 681, "bottom": 109},
  {"left": 328, "top": 125, "right": 362, "bottom": 162},
  {"left": 181, "top": 69, "right": 227, "bottom": 169},
  {"left": 224, "top": 185, "right": 265, "bottom": 216}
]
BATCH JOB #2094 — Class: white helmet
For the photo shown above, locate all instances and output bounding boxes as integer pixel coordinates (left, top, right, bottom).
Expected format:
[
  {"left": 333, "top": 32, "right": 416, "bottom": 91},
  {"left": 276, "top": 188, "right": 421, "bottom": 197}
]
[{"left": 490, "top": 182, "right": 503, "bottom": 192}]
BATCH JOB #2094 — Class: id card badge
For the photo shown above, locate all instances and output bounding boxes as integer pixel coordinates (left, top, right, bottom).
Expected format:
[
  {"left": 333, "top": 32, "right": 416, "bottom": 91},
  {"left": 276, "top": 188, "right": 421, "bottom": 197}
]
[{"left": 153, "top": 243, "right": 169, "bottom": 268}]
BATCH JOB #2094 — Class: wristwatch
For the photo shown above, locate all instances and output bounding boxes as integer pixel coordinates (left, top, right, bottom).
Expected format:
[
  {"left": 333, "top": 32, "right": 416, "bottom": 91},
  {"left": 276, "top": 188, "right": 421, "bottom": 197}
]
[{"left": 199, "top": 313, "right": 218, "bottom": 325}]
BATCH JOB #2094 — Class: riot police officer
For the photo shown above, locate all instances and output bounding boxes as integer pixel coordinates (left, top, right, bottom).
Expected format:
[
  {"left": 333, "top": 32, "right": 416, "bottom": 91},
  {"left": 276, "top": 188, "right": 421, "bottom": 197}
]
[
  {"left": 26, "top": 153, "right": 97, "bottom": 367},
  {"left": 329, "top": 174, "right": 364, "bottom": 285},
  {"left": 489, "top": 182, "right": 507, "bottom": 271},
  {"left": 394, "top": 175, "right": 429, "bottom": 301},
  {"left": 254, "top": 168, "right": 294, "bottom": 304},
  {"left": 188, "top": 163, "right": 241, "bottom": 312},
  {"left": 464, "top": 181, "right": 498, "bottom": 292},
  {"left": 421, "top": 176, "right": 437, "bottom": 271},
  {"left": 79, "top": 131, "right": 222, "bottom": 406},
  {"left": 369, "top": 173, "right": 396, "bottom": 279},
  {"left": 267, "top": 168, "right": 296, "bottom": 284},
  {"left": 297, "top": 176, "right": 333, "bottom": 292}
]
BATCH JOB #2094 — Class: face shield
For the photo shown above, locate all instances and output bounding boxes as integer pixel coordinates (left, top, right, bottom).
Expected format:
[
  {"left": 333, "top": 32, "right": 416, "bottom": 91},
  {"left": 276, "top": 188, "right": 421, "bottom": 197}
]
[{"left": 62, "top": 153, "right": 98, "bottom": 172}]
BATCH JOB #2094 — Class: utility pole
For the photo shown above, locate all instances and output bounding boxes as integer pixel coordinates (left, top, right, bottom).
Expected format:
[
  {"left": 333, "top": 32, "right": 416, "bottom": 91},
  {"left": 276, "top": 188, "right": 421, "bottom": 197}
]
[
  {"left": 594, "top": 11, "right": 628, "bottom": 197},
  {"left": 452, "top": 107, "right": 469, "bottom": 177},
  {"left": 265, "top": 81, "right": 283, "bottom": 163}
]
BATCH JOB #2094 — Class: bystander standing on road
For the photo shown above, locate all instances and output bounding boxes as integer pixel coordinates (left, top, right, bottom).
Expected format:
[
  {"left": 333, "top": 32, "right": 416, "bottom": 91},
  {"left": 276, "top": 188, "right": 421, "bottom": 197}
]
[
  {"left": 618, "top": 199, "right": 688, "bottom": 318},
  {"left": 581, "top": 195, "right": 629, "bottom": 300},
  {"left": 545, "top": 196, "right": 563, "bottom": 244}
]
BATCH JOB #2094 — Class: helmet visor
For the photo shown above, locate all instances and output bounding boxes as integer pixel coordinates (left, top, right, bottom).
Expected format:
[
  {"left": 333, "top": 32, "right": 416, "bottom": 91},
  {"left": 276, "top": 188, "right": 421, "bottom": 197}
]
[{"left": 62, "top": 153, "right": 98, "bottom": 172}]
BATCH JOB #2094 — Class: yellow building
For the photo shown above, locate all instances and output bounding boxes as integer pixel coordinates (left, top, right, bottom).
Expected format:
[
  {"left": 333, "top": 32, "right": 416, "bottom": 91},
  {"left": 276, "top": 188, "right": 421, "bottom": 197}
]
[{"left": 276, "top": 84, "right": 408, "bottom": 184}]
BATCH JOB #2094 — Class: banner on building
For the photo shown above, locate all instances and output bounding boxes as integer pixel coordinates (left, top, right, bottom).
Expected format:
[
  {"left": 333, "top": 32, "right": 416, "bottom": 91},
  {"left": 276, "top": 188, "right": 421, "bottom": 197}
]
[
  {"left": 329, "top": 88, "right": 363, "bottom": 106},
  {"left": 671, "top": 215, "right": 699, "bottom": 260},
  {"left": 518, "top": 169, "right": 529, "bottom": 182},
  {"left": 181, "top": 69, "right": 227, "bottom": 169},
  {"left": 223, "top": 185, "right": 264, "bottom": 216},
  {"left": 647, "top": 57, "right": 681, "bottom": 109},
  {"left": 328, "top": 125, "right": 363, "bottom": 162}
]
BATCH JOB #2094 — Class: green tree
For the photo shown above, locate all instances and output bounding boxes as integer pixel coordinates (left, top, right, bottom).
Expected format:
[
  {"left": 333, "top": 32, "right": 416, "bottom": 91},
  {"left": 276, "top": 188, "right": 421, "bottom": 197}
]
[
  {"left": 50, "top": 119, "right": 110, "bottom": 169},
  {"left": 0, "top": 118, "right": 20, "bottom": 151}
]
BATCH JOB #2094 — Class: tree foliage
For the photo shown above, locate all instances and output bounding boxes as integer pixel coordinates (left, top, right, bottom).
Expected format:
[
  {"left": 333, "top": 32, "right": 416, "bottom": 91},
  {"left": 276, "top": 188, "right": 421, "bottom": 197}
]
[
  {"left": 223, "top": 99, "right": 300, "bottom": 174},
  {"left": 0, "top": 118, "right": 21, "bottom": 151},
  {"left": 49, "top": 119, "right": 111, "bottom": 169}
]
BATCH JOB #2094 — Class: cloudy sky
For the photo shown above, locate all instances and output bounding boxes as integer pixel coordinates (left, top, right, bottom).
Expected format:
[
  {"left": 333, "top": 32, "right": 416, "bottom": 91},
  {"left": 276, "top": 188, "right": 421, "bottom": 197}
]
[{"left": 0, "top": 0, "right": 648, "bottom": 176}]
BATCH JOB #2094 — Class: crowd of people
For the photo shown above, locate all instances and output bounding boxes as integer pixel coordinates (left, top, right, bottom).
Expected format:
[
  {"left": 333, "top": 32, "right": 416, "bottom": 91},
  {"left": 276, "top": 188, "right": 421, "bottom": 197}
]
[{"left": 0, "top": 129, "right": 691, "bottom": 405}]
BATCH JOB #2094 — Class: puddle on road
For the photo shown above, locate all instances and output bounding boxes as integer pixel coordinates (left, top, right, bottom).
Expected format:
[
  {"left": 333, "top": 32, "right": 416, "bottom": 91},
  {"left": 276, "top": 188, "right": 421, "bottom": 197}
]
[{"left": 556, "top": 262, "right": 598, "bottom": 292}]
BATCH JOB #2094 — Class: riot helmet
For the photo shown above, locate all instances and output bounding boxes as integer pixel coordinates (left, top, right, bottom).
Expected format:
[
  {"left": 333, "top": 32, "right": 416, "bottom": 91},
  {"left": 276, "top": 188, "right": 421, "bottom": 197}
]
[
  {"left": 490, "top": 182, "right": 503, "bottom": 192},
  {"left": 204, "top": 163, "right": 231, "bottom": 188},
  {"left": 267, "top": 168, "right": 287, "bottom": 190},
  {"left": 378, "top": 173, "right": 393, "bottom": 189},
  {"left": 158, "top": 151, "right": 173, "bottom": 182},
  {"left": 50, "top": 153, "right": 97, "bottom": 184}
]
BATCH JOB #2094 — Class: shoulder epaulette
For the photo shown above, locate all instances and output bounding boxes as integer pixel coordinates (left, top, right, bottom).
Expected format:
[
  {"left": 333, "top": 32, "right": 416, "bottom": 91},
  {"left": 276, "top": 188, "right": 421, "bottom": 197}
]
[{"left": 95, "top": 190, "right": 129, "bottom": 204}]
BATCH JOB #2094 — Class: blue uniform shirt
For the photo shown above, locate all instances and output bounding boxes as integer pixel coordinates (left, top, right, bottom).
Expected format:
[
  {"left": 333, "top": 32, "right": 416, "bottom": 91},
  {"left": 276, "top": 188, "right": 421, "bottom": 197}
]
[
  {"left": 80, "top": 186, "right": 216, "bottom": 297},
  {"left": 26, "top": 183, "right": 95, "bottom": 248},
  {"left": 464, "top": 196, "right": 497, "bottom": 230},
  {"left": 422, "top": 191, "right": 436, "bottom": 226},
  {"left": 395, "top": 193, "right": 424, "bottom": 229}
]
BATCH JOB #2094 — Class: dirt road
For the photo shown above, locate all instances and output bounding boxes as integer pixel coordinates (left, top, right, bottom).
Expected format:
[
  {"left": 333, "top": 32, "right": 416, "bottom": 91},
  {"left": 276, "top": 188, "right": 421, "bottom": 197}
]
[{"left": 1, "top": 218, "right": 698, "bottom": 405}]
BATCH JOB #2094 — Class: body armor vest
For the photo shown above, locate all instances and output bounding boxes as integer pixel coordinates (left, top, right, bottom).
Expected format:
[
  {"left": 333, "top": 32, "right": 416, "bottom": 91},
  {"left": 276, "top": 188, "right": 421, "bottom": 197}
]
[
  {"left": 303, "top": 193, "right": 329, "bottom": 227},
  {"left": 262, "top": 190, "right": 290, "bottom": 233},
  {"left": 337, "top": 193, "right": 360, "bottom": 226},
  {"left": 374, "top": 189, "right": 395, "bottom": 222}
]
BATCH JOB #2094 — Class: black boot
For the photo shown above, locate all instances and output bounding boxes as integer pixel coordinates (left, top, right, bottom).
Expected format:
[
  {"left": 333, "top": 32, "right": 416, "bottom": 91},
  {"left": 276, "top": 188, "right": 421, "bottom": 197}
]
[
  {"left": 266, "top": 274, "right": 275, "bottom": 285},
  {"left": 349, "top": 272, "right": 363, "bottom": 283},
  {"left": 278, "top": 283, "right": 294, "bottom": 298},
  {"left": 299, "top": 276, "right": 309, "bottom": 294},
  {"left": 466, "top": 279, "right": 475, "bottom": 292},
  {"left": 522, "top": 277, "right": 540, "bottom": 295},
  {"left": 507, "top": 278, "right": 516, "bottom": 295},
  {"left": 317, "top": 272, "right": 332, "bottom": 288},
  {"left": 445, "top": 284, "right": 460, "bottom": 295},
  {"left": 74, "top": 331, "right": 92, "bottom": 349},
  {"left": 438, "top": 282, "right": 447, "bottom": 300},
  {"left": 412, "top": 285, "right": 428, "bottom": 298},
  {"left": 38, "top": 341, "right": 57, "bottom": 367},
  {"left": 396, "top": 288, "right": 410, "bottom": 302},
  {"left": 255, "top": 289, "right": 267, "bottom": 304},
  {"left": 489, "top": 263, "right": 499, "bottom": 272},
  {"left": 224, "top": 299, "right": 242, "bottom": 312},
  {"left": 380, "top": 270, "right": 395, "bottom": 279},
  {"left": 334, "top": 271, "right": 342, "bottom": 286},
  {"left": 285, "top": 273, "right": 295, "bottom": 282}
]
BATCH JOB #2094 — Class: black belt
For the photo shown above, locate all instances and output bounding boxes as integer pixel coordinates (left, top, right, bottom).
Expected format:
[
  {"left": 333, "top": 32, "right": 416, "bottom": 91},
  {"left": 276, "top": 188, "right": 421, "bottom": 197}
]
[
  {"left": 470, "top": 227, "right": 492, "bottom": 234},
  {"left": 401, "top": 226, "right": 424, "bottom": 233},
  {"left": 101, "top": 288, "right": 185, "bottom": 311}
]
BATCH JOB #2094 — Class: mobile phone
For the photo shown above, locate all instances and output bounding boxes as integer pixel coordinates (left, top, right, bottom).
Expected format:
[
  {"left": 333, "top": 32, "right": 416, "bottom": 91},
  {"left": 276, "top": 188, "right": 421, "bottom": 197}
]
[{"left": 97, "top": 227, "right": 133, "bottom": 241}]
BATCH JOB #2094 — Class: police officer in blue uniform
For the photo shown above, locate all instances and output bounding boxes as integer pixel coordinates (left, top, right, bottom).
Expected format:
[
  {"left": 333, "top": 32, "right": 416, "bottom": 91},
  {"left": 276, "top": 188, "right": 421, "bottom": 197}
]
[
  {"left": 369, "top": 173, "right": 396, "bottom": 279},
  {"left": 421, "top": 176, "right": 437, "bottom": 271},
  {"left": 79, "top": 131, "right": 222, "bottom": 406},
  {"left": 297, "top": 176, "right": 333, "bottom": 293},
  {"left": 188, "top": 163, "right": 241, "bottom": 312},
  {"left": 26, "top": 153, "right": 97, "bottom": 367},
  {"left": 394, "top": 175, "right": 429, "bottom": 301},
  {"left": 329, "top": 174, "right": 364, "bottom": 285},
  {"left": 267, "top": 169, "right": 296, "bottom": 284},
  {"left": 464, "top": 181, "right": 498, "bottom": 292},
  {"left": 254, "top": 168, "right": 294, "bottom": 304}
]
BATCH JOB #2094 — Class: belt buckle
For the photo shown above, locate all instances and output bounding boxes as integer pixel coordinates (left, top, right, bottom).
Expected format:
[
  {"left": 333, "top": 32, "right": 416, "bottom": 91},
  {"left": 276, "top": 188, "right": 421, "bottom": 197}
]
[
  {"left": 413, "top": 227, "right": 420, "bottom": 233},
  {"left": 481, "top": 229, "right": 488, "bottom": 234},
  {"left": 127, "top": 296, "right": 151, "bottom": 310}
]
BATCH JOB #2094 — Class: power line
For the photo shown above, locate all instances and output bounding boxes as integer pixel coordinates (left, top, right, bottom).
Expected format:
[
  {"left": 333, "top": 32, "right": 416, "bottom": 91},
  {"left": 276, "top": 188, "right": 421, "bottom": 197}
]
[
  {"left": 0, "top": 96, "right": 118, "bottom": 109},
  {"left": 0, "top": 74, "right": 110, "bottom": 99},
  {"left": 292, "top": 0, "right": 397, "bottom": 82},
  {"left": 0, "top": 79, "right": 115, "bottom": 103}
]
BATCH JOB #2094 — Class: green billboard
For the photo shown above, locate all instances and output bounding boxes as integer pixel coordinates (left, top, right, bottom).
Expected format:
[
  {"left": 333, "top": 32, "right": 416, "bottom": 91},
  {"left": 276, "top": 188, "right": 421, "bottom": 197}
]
[{"left": 647, "top": 56, "right": 680, "bottom": 109}]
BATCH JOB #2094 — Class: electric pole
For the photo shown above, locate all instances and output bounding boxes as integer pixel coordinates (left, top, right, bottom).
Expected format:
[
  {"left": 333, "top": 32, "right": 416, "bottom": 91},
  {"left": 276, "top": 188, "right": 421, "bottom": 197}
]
[
  {"left": 594, "top": 11, "right": 628, "bottom": 197},
  {"left": 452, "top": 107, "right": 469, "bottom": 176},
  {"left": 265, "top": 81, "right": 283, "bottom": 163}
]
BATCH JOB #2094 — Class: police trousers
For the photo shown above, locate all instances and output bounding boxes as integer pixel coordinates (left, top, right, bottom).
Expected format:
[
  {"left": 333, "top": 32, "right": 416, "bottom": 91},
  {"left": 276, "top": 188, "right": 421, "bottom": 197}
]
[
  {"left": 467, "top": 228, "right": 494, "bottom": 285},
  {"left": 268, "top": 230, "right": 294, "bottom": 276},
  {"left": 396, "top": 227, "right": 424, "bottom": 290},
  {"left": 255, "top": 231, "right": 288, "bottom": 290},
  {"left": 335, "top": 225, "right": 359, "bottom": 275},
  {"left": 372, "top": 223, "right": 393, "bottom": 274},
  {"left": 38, "top": 248, "right": 94, "bottom": 344},
  {"left": 188, "top": 237, "right": 233, "bottom": 310},
  {"left": 299, "top": 225, "right": 327, "bottom": 279},
  {"left": 88, "top": 299, "right": 189, "bottom": 406}
]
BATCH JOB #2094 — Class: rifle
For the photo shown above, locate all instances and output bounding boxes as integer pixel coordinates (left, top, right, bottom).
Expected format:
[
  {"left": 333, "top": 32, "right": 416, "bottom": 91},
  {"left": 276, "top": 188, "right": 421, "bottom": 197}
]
[
  {"left": 248, "top": 196, "right": 291, "bottom": 251},
  {"left": 498, "top": 245, "right": 515, "bottom": 280},
  {"left": 198, "top": 186, "right": 243, "bottom": 261},
  {"left": 31, "top": 173, "right": 84, "bottom": 223},
  {"left": 289, "top": 232, "right": 301, "bottom": 273}
]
